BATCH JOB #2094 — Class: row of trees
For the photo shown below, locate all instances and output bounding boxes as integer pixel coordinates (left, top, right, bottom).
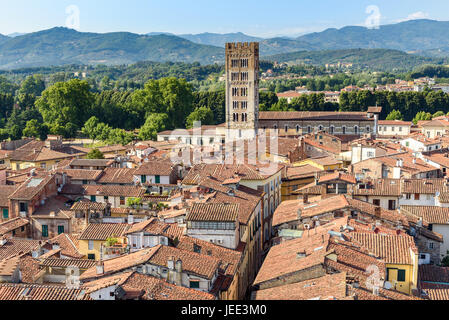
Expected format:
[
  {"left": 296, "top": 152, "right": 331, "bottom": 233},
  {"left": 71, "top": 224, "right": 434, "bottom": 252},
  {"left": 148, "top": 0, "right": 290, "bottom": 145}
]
[{"left": 0, "top": 75, "right": 226, "bottom": 143}]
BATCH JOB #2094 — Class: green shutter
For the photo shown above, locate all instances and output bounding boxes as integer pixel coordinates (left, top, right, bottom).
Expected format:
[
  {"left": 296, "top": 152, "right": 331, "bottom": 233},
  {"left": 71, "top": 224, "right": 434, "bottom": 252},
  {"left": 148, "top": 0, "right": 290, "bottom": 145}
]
[
  {"left": 2, "top": 208, "right": 8, "bottom": 219},
  {"left": 397, "top": 269, "right": 406, "bottom": 282},
  {"left": 91, "top": 195, "right": 96, "bottom": 202},
  {"left": 58, "top": 226, "right": 64, "bottom": 234},
  {"left": 42, "top": 225, "right": 48, "bottom": 237},
  {"left": 155, "top": 175, "right": 161, "bottom": 184},
  {"left": 141, "top": 175, "right": 147, "bottom": 183}
]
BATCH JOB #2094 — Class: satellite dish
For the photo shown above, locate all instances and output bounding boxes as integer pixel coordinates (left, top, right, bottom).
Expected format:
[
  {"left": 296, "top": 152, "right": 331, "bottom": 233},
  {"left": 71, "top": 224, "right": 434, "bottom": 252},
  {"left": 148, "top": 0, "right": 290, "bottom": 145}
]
[{"left": 384, "top": 281, "right": 392, "bottom": 290}]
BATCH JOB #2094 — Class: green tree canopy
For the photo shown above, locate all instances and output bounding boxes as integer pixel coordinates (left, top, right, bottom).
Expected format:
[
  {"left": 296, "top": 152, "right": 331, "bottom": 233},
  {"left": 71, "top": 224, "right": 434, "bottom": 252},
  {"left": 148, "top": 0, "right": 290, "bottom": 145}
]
[
  {"left": 138, "top": 113, "right": 169, "bottom": 141},
  {"left": 18, "top": 74, "right": 46, "bottom": 96},
  {"left": 186, "top": 106, "right": 214, "bottom": 129},
  {"left": 131, "top": 77, "right": 194, "bottom": 129},
  {"left": 87, "top": 148, "right": 104, "bottom": 159},
  {"left": 412, "top": 111, "right": 432, "bottom": 125},
  {"left": 36, "top": 79, "right": 94, "bottom": 136},
  {"left": 385, "top": 109, "right": 403, "bottom": 120},
  {"left": 22, "top": 119, "right": 48, "bottom": 140}
]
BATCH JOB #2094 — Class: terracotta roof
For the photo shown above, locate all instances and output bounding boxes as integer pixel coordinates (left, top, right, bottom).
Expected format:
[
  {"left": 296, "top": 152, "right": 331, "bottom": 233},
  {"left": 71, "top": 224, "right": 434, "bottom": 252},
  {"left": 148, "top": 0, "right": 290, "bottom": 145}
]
[
  {"left": 401, "top": 179, "right": 446, "bottom": 194},
  {"left": 0, "top": 185, "right": 18, "bottom": 207},
  {"left": 421, "top": 118, "right": 449, "bottom": 128},
  {"left": 177, "top": 236, "right": 242, "bottom": 277},
  {"left": 148, "top": 245, "right": 221, "bottom": 280},
  {"left": 350, "top": 233, "right": 417, "bottom": 265},
  {"left": 57, "top": 169, "right": 103, "bottom": 181},
  {"left": 273, "top": 195, "right": 350, "bottom": 227},
  {"left": 0, "top": 256, "right": 20, "bottom": 276},
  {"left": 69, "top": 159, "right": 114, "bottom": 167},
  {"left": 121, "top": 272, "right": 215, "bottom": 300},
  {"left": 0, "top": 218, "right": 29, "bottom": 236},
  {"left": 8, "top": 172, "right": 55, "bottom": 201},
  {"left": 98, "top": 145, "right": 127, "bottom": 153},
  {"left": 204, "top": 182, "right": 263, "bottom": 225},
  {"left": 283, "top": 165, "right": 323, "bottom": 180},
  {"left": 419, "top": 265, "right": 449, "bottom": 284},
  {"left": 71, "top": 200, "right": 108, "bottom": 211},
  {"left": 378, "top": 120, "right": 412, "bottom": 126},
  {"left": 318, "top": 172, "right": 357, "bottom": 185},
  {"left": 346, "top": 197, "right": 410, "bottom": 226},
  {"left": 252, "top": 272, "right": 347, "bottom": 300},
  {"left": 78, "top": 223, "right": 130, "bottom": 241},
  {"left": 422, "top": 288, "right": 449, "bottom": 300},
  {"left": 97, "top": 167, "right": 137, "bottom": 184},
  {"left": 125, "top": 218, "right": 184, "bottom": 241},
  {"left": 352, "top": 179, "right": 401, "bottom": 196},
  {"left": 369, "top": 155, "right": 437, "bottom": 175},
  {"left": 48, "top": 234, "right": 83, "bottom": 259},
  {"left": 259, "top": 111, "right": 372, "bottom": 121},
  {"left": 367, "top": 107, "right": 382, "bottom": 113},
  {"left": 0, "top": 238, "right": 40, "bottom": 261},
  {"left": 182, "top": 163, "right": 283, "bottom": 185},
  {"left": 83, "top": 185, "right": 146, "bottom": 198},
  {"left": 80, "top": 247, "right": 160, "bottom": 280},
  {"left": 9, "top": 145, "right": 76, "bottom": 162},
  {"left": 18, "top": 255, "right": 41, "bottom": 283},
  {"left": 401, "top": 206, "right": 449, "bottom": 225},
  {"left": 187, "top": 203, "right": 239, "bottom": 222},
  {"left": 40, "top": 258, "right": 97, "bottom": 269},
  {"left": 83, "top": 271, "right": 133, "bottom": 294},
  {"left": 276, "top": 91, "right": 301, "bottom": 98},
  {"left": 253, "top": 233, "right": 330, "bottom": 286},
  {"left": 134, "top": 160, "right": 175, "bottom": 176},
  {"left": 307, "top": 156, "right": 342, "bottom": 167},
  {"left": 0, "top": 283, "right": 90, "bottom": 300}
]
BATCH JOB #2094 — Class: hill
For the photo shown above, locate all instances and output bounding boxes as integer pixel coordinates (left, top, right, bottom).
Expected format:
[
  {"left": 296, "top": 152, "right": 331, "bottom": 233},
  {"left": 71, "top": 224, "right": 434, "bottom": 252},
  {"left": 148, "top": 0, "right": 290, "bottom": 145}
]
[
  {"left": 0, "top": 27, "right": 224, "bottom": 69},
  {"left": 177, "top": 32, "right": 262, "bottom": 47},
  {"left": 266, "top": 48, "right": 447, "bottom": 72},
  {"left": 297, "top": 19, "right": 449, "bottom": 55}
]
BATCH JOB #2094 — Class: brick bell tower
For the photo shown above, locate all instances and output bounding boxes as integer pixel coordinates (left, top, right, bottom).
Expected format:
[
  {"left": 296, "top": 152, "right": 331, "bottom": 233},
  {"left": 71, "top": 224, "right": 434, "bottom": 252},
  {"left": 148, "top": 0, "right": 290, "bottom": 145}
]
[{"left": 225, "top": 42, "right": 259, "bottom": 140}]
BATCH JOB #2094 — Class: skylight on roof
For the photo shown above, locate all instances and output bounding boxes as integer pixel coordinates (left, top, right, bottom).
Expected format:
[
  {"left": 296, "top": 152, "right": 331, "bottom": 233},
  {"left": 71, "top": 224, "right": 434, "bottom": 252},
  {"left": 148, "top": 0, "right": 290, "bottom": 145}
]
[{"left": 27, "top": 178, "right": 43, "bottom": 187}]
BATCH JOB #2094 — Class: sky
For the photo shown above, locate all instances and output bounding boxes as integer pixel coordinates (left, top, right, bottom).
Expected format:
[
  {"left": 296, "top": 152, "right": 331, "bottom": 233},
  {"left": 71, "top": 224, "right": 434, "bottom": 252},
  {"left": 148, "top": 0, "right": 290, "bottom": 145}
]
[{"left": 2, "top": 0, "right": 449, "bottom": 38}]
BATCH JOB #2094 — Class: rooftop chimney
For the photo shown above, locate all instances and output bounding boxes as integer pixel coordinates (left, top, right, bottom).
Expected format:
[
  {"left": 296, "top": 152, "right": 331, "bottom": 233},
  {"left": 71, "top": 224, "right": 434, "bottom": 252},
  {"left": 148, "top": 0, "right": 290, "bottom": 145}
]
[
  {"left": 374, "top": 206, "right": 382, "bottom": 218},
  {"left": 96, "top": 261, "right": 104, "bottom": 275},
  {"left": 0, "top": 236, "right": 7, "bottom": 246}
]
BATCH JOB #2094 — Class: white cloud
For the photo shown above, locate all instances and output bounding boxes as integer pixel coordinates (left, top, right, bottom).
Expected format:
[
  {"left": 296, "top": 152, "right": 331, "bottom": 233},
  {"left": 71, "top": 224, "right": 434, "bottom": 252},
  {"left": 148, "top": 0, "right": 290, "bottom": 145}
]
[{"left": 396, "top": 11, "right": 430, "bottom": 23}]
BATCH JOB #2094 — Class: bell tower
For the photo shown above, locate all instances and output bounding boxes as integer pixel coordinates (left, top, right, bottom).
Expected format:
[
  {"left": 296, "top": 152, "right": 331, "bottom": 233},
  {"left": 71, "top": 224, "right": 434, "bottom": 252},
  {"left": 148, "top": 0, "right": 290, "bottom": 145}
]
[{"left": 225, "top": 42, "right": 259, "bottom": 140}]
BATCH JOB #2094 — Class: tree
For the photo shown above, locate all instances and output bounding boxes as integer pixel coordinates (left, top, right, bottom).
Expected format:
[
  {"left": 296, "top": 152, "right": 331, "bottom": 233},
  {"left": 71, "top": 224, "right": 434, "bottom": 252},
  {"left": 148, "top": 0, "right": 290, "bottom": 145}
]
[
  {"left": 386, "top": 110, "right": 403, "bottom": 121},
  {"left": 131, "top": 77, "right": 194, "bottom": 129},
  {"left": 36, "top": 79, "right": 94, "bottom": 136},
  {"left": 82, "top": 116, "right": 100, "bottom": 139},
  {"left": 23, "top": 119, "right": 48, "bottom": 140},
  {"left": 127, "top": 197, "right": 143, "bottom": 208},
  {"left": 87, "top": 148, "right": 104, "bottom": 159},
  {"left": 138, "top": 113, "right": 169, "bottom": 141},
  {"left": 186, "top": 107, "right": 214, "bottom": 129},
  {"left": 412, "top": 111, "right": 432, "bottom": 125},
  {"left": 442, "top": 255, "right": 449, "bottom": 267},
  {"left": 433, "top": 111, "right": 445, "bottom": 118},
  {"left": 18, "top": 75, "right": 45, "bottom": 96}
]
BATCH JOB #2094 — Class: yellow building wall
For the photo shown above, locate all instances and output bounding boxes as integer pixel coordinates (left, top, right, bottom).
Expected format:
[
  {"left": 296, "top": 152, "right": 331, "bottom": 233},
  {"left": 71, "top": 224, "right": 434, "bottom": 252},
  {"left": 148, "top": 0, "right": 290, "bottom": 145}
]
[
  {"left": 293, "top": 160, "right": 342, "bottom": 171},
  {"left": 78, "top": 239, "right": 103, "bottom": 261},
  {"left": 386, "top": 263, "right": 417, "bottom": 295},
  {"left": 281, "top": 176, "right": 315, "bottom": 201},
  {"left": 78, "top": 237, "right": 127, "bottom": 261},
  {"left": 11, "top": 159, "right": 65, "bottom": 171}
]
